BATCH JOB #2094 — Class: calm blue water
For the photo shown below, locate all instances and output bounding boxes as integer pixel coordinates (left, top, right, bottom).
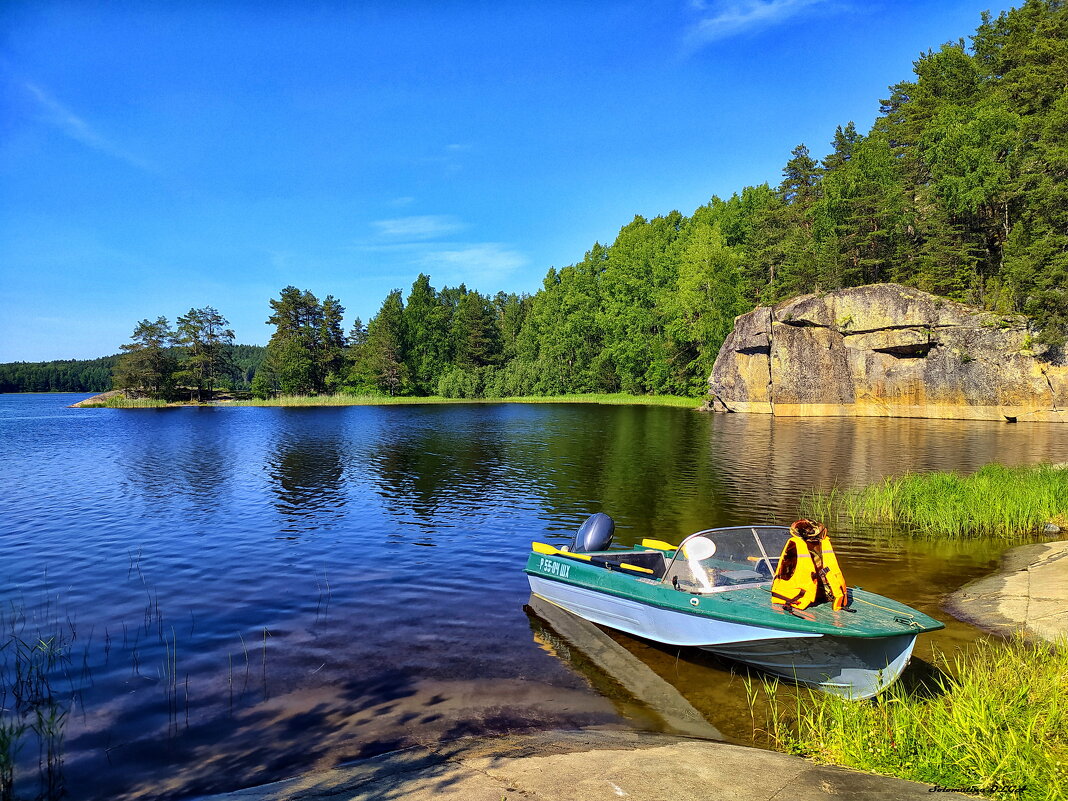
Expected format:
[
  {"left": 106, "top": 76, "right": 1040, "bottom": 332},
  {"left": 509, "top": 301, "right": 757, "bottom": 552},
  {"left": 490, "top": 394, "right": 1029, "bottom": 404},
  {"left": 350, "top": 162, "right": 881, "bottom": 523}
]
[{"left": 2, "top": 394, "right": 1066, "bottom": 800}]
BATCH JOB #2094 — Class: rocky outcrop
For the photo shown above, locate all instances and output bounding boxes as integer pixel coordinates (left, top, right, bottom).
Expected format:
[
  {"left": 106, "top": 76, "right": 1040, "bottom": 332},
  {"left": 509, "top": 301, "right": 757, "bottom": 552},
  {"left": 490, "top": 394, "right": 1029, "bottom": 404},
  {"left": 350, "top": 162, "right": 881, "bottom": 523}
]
[{"left": 709, "top": 284, "right": 1068, "bottom": 422}]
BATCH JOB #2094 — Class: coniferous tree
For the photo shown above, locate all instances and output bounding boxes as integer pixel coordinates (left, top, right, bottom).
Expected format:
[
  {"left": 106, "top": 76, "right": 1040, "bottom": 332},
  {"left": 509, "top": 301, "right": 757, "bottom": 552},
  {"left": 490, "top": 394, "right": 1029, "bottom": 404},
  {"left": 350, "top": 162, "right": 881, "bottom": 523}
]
[
  {"left": 364, "top": 290, "right": 409, "bottom": 396},
  {"left": 113, "top": 317, "right": 177, "bottom": 399},
  {"left": 402, "top": 274, "right": 452, "bottom": 393},
  {"left": 451, "top": 290, "right": 502, "bottom": 369},
  {"left": 174, "top": 306, "right": 235, "bottom": 401},
  {"left": 264, "top": 286, "right": 347, "bottom": 394},
  {"left": 319, "top": 295, "right": 348, "bottom": 391}
]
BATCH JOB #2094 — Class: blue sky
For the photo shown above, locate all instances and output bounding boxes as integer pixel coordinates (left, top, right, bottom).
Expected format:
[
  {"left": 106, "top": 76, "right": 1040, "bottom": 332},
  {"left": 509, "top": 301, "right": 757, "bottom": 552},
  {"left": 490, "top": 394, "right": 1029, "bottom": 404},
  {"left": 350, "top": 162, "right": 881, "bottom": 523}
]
[{"left": 0, "top": 0, "right": 1013, "bottom": 361}]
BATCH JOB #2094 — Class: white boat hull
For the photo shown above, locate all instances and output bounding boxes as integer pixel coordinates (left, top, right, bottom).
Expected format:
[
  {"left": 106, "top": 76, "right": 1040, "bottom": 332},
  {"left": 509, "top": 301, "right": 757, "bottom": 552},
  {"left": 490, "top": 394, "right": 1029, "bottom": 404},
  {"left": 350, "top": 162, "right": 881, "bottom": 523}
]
[
  {"left": 528, "top": 575, "right": 917, "bottom": 699},
  {"left": 528, "top": 575, "right": 819, "bottom": 646},
  {"left": 703, "top": 633, "right": 917, "bottom": 699}
]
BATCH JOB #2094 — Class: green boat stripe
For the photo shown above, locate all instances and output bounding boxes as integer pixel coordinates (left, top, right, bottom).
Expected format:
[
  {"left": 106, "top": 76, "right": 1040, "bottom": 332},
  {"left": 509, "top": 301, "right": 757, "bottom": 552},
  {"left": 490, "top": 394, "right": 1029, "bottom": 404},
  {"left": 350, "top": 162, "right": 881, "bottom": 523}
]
[{"left": 524, "top": 554, "right": 943, "bottom": 638}]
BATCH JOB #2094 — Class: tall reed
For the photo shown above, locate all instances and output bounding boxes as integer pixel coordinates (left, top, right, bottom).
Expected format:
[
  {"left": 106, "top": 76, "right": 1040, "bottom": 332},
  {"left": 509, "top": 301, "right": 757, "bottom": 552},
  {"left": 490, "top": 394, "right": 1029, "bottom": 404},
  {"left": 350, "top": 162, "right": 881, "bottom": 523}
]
[
  {"left": 84, "top": 396, "right": 169, "bottom": 408},
  {"left": 803, "top": 463, "right": 1068, "bottom": 538},
  {"left": 1, "top": 605, "right": 73, "bottom": 801},
  {"left": 749, "top": 636, "right": 1068, "bottom": 801}
]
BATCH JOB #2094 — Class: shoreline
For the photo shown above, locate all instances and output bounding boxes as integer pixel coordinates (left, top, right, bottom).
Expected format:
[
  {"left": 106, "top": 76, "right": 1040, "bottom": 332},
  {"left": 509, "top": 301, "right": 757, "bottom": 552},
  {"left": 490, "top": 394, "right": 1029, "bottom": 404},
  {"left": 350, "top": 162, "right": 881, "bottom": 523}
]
[
  {"left": 943, "top": 539, "right": 1068, "bottom": 642},
  {"left": 67, "top": 390, "right": 704, "bottom": 409},
  {"left": 190, "top": 729, "right": 973, "bottom": 801}
]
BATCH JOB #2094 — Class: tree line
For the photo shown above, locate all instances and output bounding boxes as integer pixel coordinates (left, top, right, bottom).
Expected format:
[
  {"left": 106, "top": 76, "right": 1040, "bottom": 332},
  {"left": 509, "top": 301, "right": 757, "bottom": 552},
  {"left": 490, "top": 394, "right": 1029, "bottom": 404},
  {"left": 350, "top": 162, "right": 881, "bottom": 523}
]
[
  {"left": 0, "top": 356, "right": 119, "bottom": 393},
  {"left": 110, "top": 309, "right": 270, "bottom": 400},
  {"left": 741, "top": 0, "right": 1067, "bottom": 338},
  {"left": 256, "top": 0, "right": 1067, "bottom": 399},
  {"left": 0, "top": 347, "right": 266, "bottom": 395}
]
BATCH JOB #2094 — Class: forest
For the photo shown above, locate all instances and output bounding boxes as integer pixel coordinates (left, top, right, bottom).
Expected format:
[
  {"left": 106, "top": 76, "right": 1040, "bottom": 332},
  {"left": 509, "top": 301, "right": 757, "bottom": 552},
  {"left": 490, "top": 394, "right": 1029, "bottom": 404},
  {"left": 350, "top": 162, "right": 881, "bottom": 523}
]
[
  {"left": 264, "top": 0, "right": 1063, "bottom": 400},
  {"left": 0, "top": 356, "right": 120, "bottom": 393},
  {"left": 5, "top": 1, "right": 1065, "bottom": 400},
  {"left": 0, "top": 346, "right": 266, "bottom": 395}
]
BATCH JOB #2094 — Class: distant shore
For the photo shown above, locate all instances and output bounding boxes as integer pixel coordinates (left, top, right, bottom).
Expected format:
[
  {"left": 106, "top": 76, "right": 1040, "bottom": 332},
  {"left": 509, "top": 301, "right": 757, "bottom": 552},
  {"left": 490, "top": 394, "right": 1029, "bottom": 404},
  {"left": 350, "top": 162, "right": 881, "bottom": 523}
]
[{"left": 69, "top": 390, "right": 704, "bottom": 409}]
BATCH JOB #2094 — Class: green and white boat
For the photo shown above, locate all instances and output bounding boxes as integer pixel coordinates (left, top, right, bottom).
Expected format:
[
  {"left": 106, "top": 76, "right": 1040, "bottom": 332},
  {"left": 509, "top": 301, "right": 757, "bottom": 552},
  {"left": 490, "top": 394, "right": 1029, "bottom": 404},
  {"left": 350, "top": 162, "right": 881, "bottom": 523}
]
[{"left": 525, "top": 514, "right": 944, "bottom": 699}]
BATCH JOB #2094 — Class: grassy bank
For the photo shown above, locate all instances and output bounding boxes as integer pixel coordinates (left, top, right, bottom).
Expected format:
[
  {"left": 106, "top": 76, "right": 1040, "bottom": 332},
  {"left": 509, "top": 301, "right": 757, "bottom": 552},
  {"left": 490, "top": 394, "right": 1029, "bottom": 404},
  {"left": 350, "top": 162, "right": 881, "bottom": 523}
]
[
  {"left": 85, "top": 392, "right": 704, "bottom": 409},
  {"left": 802, "top": 463, "right": 1068, "bottom": 538},
  {"left": 747, "top": 636, "right": 1068, "bottom": 801},
  {"left": 229, "top": 392, "right": 702, "bottom": 408},
  {"left": 77, "top": 395, "right": 170, "bottom": 408}
]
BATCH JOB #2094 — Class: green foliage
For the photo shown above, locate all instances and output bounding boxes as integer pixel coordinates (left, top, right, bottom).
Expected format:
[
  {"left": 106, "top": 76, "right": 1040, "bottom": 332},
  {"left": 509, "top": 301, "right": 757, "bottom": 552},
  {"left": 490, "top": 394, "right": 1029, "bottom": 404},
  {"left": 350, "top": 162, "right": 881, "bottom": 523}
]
[
  {"left": 749, "top": 636, "right": 1068, "bottom": 801},
  {"left": 401, "top": 274, "right": 451, "bottom": 393},
  {"left": 174, "top": 306, "right": 235, "bottom": 401},
  {"left": 227, "top": 392, "right": 703, "bottom": 408},
  {"left": 803, "top": 463, "right": 1068, "bottom": 537},
  {"left": 249, "top": 371, "right": 273, "bottom": 400},
  {"left": 264, "top": 286, "right": 347, "bottom": 395},
  {"left": 359, "top": 289, "right": 410, "bottom": 396},
  {"left": 0, "top": 356, "right": 119, "bottom": 393},
  {"left": 113, "top": 317, "right": 178, "bottom": 399},
  {"left": 436, "top": 365, "right": 482, "bottom": 398},
  {"left": 106, "top": 311, "right": 260, "bottom": 401},
  {"left": 228, "top": 345, "right": 267, "bottom": 388}
]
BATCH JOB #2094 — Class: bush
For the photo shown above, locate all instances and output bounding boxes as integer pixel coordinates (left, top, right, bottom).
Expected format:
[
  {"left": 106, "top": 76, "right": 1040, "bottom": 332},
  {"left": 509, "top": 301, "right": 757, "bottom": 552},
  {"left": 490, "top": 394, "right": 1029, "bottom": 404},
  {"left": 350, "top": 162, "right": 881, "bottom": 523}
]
[{"left": 436, "top": 367, "right": 481, "bottom": 398}]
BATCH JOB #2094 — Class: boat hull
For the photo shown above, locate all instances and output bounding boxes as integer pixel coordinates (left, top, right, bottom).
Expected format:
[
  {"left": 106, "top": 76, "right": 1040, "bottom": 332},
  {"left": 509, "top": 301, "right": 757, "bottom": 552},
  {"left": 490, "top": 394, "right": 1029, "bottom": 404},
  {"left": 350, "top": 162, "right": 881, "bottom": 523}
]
[
  {"left": 528, "top": 574, "right": 917, "bottom": 699},
  {"left": 527, "top": 574, "right": 820, "bottom": 646},
  {"left": 703, "top": 633, "right": 917, "bottom": 699}
]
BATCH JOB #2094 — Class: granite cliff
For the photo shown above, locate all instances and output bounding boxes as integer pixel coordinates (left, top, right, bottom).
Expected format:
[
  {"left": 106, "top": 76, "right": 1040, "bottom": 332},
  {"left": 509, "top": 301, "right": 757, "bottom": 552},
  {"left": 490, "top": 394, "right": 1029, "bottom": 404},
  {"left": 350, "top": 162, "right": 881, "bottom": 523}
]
[{"left": 708, "top": 284, "right": 1067, "bottom": 423}]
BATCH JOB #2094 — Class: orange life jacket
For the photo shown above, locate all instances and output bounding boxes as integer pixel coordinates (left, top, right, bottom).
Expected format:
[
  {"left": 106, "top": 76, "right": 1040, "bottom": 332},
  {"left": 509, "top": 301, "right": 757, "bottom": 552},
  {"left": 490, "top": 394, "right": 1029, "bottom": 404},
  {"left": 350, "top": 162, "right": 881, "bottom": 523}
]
[{"left": 771, "top": 533, "right": 849, "bottom": 611}]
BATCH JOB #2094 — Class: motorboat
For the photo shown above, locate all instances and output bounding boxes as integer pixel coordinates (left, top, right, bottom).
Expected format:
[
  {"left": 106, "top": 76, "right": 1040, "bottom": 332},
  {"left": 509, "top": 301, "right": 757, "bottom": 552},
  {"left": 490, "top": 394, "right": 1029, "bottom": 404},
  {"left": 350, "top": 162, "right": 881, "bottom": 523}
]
[{"left": 524, "top": 514, "right": 944, "bottom": 699}]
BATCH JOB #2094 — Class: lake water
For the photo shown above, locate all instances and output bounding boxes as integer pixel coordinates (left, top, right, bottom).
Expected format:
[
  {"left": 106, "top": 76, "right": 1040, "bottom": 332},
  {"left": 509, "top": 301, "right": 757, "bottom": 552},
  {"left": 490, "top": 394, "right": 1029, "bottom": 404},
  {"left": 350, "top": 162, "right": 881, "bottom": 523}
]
[{"left": 2, "top": 394, "right": 1067, "bottom": 800}]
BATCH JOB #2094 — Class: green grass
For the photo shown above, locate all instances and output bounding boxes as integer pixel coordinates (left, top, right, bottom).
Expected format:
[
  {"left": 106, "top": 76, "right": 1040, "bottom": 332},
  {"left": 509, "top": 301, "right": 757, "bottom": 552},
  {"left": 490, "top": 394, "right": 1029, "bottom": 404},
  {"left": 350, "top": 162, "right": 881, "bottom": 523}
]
[
  {"left": 225, "top": 392, "right": 704, "bottom": 408},
  {"left": 79, "top": 396, "right": 170, "bottom": 408},
  {"left": 802, "top": 463, "right": 1068, "bottom": 538},
  {"left": 77, "top": 391, "right": 704, "bottom": 409},
  {"left": 747, "top": 636, "right": 1068, "bottom": 801}
]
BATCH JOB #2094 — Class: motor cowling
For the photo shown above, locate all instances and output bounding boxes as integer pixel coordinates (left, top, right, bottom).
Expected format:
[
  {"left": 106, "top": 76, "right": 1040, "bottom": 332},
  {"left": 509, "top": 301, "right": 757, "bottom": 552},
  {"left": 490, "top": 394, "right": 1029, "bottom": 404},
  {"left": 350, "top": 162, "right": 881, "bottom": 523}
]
[{"left": 571, "top": 513, "right": 615, "bottom": 553}]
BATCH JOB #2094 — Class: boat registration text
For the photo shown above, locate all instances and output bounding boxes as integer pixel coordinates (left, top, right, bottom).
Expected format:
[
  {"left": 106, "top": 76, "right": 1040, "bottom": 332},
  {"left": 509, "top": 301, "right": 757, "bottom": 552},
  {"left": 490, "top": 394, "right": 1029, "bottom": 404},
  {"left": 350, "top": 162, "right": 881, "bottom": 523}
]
[{"left": 538, "top": 557, "right": 571, "bottom": 578}]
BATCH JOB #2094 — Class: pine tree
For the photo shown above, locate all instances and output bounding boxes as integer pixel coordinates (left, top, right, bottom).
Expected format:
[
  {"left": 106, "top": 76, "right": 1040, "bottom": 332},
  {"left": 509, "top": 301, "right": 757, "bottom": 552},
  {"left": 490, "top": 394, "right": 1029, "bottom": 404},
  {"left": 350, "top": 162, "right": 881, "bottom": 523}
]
[
  {"left": 113, "top": 317, "right": 177, "bottom": 399},
  {"left": 174, "top": 306, "right": 235, "bottom": 401},
  {"left": 451, "top": 291, "right": 502, "bottom": 369},
  {"left": 264, "top": 286, "right": 346, "bottom": 394}
]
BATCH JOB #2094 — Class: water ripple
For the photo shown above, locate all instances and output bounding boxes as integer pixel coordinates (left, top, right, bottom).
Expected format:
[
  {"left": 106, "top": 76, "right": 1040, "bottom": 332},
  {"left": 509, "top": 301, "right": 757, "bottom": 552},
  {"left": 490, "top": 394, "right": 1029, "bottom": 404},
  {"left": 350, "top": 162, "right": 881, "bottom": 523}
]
[{"left": 2, "top": 395, "right": 1067, "bottom": 800}]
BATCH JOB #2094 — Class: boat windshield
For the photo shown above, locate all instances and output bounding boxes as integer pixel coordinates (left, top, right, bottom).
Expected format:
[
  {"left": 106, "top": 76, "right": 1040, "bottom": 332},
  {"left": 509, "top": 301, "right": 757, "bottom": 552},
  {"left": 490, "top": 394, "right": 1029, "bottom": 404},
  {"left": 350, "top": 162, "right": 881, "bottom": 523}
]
[{"left": 661, "top": 526, "right": 790, "bottom": 593}]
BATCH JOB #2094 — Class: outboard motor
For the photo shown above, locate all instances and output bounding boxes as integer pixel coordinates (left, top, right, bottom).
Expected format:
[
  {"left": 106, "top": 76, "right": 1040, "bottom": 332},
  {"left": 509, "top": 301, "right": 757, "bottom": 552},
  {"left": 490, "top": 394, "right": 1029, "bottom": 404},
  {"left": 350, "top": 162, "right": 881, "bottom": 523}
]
[{"left": 570, "top": 513, "right": 615, "bottom": 553}]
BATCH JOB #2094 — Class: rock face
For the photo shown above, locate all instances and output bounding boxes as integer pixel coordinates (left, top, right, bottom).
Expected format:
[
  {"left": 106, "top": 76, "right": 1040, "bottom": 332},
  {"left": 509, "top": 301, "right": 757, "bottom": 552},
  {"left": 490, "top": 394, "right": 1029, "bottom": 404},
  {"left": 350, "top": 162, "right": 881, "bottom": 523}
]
[{"left": 709, "top": 284, "right": 1068, "bottom": 423}]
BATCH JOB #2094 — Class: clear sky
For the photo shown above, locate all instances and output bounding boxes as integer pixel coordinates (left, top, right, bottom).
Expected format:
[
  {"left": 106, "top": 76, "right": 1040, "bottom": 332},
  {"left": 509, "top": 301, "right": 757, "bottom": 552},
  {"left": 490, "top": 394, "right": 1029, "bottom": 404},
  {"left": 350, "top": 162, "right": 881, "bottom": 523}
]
[{"left": 0, "top": 0, "right": 1014, "bottom": 361}]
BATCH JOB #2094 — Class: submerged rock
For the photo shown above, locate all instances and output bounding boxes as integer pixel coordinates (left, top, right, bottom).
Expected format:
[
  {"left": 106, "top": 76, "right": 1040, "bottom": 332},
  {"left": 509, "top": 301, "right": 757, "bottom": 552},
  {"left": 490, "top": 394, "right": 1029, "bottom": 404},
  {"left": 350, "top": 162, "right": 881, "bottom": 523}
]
[{"left": 709, "top": 284, "right": 1067, "bottom": 422}]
